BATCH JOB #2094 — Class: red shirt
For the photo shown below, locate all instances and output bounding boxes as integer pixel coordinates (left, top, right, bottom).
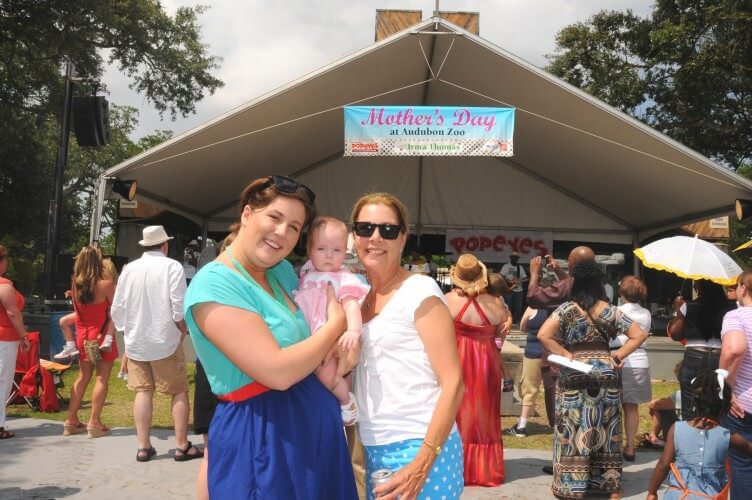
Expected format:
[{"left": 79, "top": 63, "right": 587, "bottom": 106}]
[{"left": 0, "top": 277, "right": 25, "bottom": 341}]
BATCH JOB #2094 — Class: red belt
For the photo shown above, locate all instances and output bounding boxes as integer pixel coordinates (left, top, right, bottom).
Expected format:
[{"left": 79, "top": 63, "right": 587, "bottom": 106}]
[{"left": 218, "top": 381, "right": 271, "bottom": 402}]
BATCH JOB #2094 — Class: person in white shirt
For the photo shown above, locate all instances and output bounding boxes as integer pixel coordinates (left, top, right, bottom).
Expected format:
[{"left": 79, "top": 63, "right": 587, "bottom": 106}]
[
  {"left": 500, "top": 252, "right": 527, "bottom": 323},
  {"left": 351, "top": 193, "right": 464, "bottom": 500},
  {"left": 612, "top": 276, "right": 652, "bottom": 461},
  {"left": 111, "top": 225, "right": 202, "bottom": 463}
]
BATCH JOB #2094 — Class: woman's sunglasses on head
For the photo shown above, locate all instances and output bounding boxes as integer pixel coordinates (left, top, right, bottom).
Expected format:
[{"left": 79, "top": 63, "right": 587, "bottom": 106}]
[
  {"left": 254, "top": 175, "right": 316, "bottom": 204},
  {"left": 352, "top": 222, "right": 402, "bottom": 240}
]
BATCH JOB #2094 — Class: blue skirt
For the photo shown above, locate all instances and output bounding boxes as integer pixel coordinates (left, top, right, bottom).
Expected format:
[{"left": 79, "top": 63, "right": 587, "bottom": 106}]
[
  {"left": 364, "top": 431, "right": 464, "bottom": 500},
  {"left": 208, "top": 373, "right": 358, "bottom": 499}
]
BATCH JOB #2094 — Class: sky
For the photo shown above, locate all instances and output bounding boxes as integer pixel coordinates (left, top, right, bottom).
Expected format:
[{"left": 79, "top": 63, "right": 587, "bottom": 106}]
[{"left": 103, "top": 1, "right": 655, "bottom": 140}]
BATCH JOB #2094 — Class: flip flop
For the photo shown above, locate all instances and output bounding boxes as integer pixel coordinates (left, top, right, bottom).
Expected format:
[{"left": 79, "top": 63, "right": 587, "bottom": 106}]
[
  {"left": 136, "top": 445, "right": 157, "bottom": 462},
  {"left": 174, "top": 441, "right": 203, "bottom": 462},
  {"left": 0, "top": 427, "right": 15, "bottom": 439}
]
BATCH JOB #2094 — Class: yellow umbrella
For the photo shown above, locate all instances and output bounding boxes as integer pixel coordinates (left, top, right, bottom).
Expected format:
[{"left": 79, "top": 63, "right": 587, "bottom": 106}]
[
  {"left": 634, "top": 235, "right": 742, "bottom": 286},
  {"left": 733, "top": 240, "right": 752, "bottom": 252}
]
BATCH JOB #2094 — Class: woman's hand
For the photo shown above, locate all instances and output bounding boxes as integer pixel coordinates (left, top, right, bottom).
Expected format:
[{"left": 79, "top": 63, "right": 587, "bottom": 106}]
[
  {"left": 373, "top": 452, "right": 432, "bottom": 500},
  {"left": 610, "top": 353, "right": 624, "bottom": 369},
  {"left": 325, "top": 283, "right": 346, "bottom": 333}
]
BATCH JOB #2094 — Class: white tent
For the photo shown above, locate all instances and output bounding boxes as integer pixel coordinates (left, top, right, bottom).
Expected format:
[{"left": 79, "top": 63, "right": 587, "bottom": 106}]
[{"left": 92, "top": 17, "right": 752, "bottom": 248}]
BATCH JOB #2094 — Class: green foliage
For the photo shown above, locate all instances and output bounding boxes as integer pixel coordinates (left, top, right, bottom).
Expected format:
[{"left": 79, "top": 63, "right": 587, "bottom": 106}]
[
  {"left": 0, "top": 1, "right": 220, "bottom": 291},
  {"left": 547, "top": 1, "right": 752, "bottom": 169},
  {"left": 0, "top": 235, "right": 45, "bottom": 296}
]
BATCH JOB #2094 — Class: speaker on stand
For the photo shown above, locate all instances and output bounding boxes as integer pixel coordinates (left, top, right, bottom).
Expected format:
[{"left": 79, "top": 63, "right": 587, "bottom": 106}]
[{"left": 72, "top": 96, "right": 111, "bottom": 147}]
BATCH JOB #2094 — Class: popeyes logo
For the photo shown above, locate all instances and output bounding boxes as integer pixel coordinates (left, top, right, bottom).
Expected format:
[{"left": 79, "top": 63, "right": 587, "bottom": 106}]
[
  {"left": 350, "top": 141, "right": 379, "bottom": 153},
  {"left": 445, "top": 229, "right": 552, "bottom": 262}
]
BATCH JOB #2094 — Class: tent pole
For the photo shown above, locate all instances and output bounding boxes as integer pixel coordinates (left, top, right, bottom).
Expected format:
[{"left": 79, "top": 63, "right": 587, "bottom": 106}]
[
  {"left": 89, "top": 176, "right": 108, "bottom": 246},
  {"left": 633, "top": 231, "right": 640, "bottom": 277},
  {"left": 201, "top": 220, "right": 209, "bottom": 250}
]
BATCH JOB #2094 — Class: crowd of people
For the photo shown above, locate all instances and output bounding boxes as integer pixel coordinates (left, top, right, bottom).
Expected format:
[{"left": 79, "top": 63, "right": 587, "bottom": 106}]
[{"left": 4, "top": 175, "right": 752, "bottom": 499}]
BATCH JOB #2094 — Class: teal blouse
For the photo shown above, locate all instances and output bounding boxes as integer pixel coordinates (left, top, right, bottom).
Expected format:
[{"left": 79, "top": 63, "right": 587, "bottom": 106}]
[{"left": 184, "top": 259, "right": 310, "bottom": 395}]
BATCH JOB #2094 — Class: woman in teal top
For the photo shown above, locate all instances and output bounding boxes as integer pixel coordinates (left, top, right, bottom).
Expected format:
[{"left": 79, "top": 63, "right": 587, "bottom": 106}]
[{"left": 185, "top": 176, "right": 357, "bottom": 499}]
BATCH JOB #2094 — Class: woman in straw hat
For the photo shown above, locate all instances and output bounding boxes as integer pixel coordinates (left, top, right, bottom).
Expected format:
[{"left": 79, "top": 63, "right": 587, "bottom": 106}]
[
  {"left": 445, "top": 254, "right": 507, "bottom": 486},
  {"left": 350, "top": 192, "right": 464, "bottom": 500}
]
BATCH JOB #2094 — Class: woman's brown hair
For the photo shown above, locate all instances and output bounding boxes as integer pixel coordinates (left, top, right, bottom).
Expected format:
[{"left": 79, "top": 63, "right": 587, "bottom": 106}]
[
  {"left": 0, "top": 244, "right": 7, "bottom": 262},
  {"left": 737, "top": 270, "right": 752, "bottom": 290},
  {"left": 350, "top": 192, "right": 409, "bottom": 232},
  {"left": 238, "top": 176, "right": 316, "bottom": 226},
  {"left": 618, "top": 275, "right": 647, "bottom": 303},
  {"left": 72, "top": 246, "right": 103, "bottom": 304}
]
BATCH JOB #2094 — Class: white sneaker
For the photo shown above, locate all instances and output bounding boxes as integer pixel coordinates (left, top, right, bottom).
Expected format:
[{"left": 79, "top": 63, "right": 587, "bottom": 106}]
[
  {"left": 340, "top": 392, "right": 358, "bottom": 426},
  {"left": 54, "top": 344, "right": 79, "bottom": 360}
]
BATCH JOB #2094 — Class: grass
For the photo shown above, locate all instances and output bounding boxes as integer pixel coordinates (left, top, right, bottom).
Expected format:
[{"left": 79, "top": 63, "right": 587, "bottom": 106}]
[
  {"left": 8, "top": 362, "right": 679, "bottom": 450},
  {"left": 6, "top": 360, "right": 197, "bottom": 430}
]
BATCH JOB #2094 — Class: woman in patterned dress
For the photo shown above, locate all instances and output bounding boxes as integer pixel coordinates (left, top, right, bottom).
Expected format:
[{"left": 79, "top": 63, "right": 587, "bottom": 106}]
[{"left": 537, "top": 260, "right": 646, "bottom": 499}]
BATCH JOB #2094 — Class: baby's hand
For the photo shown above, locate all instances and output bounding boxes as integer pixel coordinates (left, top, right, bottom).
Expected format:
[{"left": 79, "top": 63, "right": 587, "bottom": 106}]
[{"left": 338, "top": 330, "right": 361, "bottom": 351}]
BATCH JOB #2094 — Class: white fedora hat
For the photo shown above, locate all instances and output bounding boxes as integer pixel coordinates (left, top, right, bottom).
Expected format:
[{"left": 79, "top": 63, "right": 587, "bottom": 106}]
[{"left": 138, "top": 225, "right": 174, "bottom": 246}]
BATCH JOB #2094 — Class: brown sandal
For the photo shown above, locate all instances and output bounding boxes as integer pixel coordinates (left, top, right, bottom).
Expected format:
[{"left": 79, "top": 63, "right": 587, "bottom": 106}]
[
  {"left": 0, "top": 427, "right": 15, "bottom": 439},
  {"left": 87, "top": 423, "right": 110, "bottom": 438}
]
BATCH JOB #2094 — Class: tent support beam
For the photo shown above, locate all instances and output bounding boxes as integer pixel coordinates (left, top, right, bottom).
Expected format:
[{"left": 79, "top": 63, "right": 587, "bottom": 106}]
[
  {"left": 414, "top": 33, "right": 439, "bottom": 244},
  {"left": 636, "top": 205, "right": 734, "bottom": 237},
  {"left": 134, "top": 188, "right": 206, "bottom": 225},
  {"left": 498, "top": 156, "right": 636, "bottom": 231}
]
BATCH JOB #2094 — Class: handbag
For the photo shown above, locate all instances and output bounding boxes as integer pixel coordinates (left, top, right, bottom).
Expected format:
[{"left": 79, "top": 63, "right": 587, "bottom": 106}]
[{"left": 82, "top": 339, "right": 102, "bottom": 364}]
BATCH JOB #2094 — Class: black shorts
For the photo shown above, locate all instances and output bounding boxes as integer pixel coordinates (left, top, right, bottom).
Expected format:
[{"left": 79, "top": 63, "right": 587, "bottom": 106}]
[{"left": 193, "top": 359, "right": 219, "bottom": 435}]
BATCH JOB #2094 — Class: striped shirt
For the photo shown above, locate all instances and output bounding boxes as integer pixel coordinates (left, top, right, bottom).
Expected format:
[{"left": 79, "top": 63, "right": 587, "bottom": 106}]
[{"left": 721, "top": 306, "right": 752, "bottom": 413}]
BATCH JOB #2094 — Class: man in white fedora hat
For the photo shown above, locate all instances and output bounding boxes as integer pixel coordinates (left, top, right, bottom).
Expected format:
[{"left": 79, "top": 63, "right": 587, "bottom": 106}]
[{"left": 111, "top": 225, "right": 202, "bottom": 463}]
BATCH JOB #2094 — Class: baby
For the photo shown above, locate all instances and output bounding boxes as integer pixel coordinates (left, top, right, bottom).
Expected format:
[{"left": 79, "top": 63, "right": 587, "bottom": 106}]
[{"left": 294, "top": 216, "right": 370, "bottom": 425}]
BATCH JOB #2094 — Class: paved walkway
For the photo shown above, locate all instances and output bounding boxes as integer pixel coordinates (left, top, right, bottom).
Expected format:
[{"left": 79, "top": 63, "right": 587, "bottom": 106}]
[{"left": 0, "top": 417, "right": 664, "bottom": 499}]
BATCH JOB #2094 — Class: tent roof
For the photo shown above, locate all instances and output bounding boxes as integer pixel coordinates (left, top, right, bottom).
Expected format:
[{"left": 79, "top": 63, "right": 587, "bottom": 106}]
[{"left": 104, "top": 18, "right": 752, "bottom": 242}]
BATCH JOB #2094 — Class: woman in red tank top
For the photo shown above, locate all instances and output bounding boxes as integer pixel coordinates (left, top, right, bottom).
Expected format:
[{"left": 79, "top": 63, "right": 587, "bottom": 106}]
[
  {"left": 62, "top": 246, "right": 118, "bottom": 438},
  {"left": 445, "top": 253, "right": 507, "bottom": 486},
  {"left": 0, "top": 244, "right": 31, "bottom": 439}
]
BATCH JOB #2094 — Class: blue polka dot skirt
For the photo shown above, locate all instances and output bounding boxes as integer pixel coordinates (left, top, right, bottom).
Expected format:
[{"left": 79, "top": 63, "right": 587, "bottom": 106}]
[{"left": 363, "top": 430, "right": 464, "bottom": 500}]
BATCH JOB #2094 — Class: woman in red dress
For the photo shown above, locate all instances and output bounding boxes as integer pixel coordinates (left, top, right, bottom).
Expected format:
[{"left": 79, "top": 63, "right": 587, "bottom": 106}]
[
  {"left": 62, "top": 246, "right": 118, "bottom": 438},
  {"left": 445, "top": 253, "right": 507, "bottom": 486}
]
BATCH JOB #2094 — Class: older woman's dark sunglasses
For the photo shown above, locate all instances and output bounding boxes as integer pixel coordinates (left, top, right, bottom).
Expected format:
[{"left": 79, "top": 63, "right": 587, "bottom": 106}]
[
  {"left": 255, "top": 175, "right": 316, "bottom": 204},
  {"left": 352, "top": 222, "right": 403, "bottom": 240}
]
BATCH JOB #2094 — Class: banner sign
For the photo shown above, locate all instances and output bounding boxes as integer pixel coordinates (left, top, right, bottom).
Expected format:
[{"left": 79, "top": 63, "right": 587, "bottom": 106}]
[
  {"left": 445, "top": 229, "right": 553, "bottom": 263},
  {"left": 343, "top": 106, "right": 515, "bottom": 157}
]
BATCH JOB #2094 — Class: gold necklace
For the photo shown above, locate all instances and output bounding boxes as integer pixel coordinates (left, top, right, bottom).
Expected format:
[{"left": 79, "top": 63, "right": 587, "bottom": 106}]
[{"left": 364, "top": 268, "right": 403, "bottom": 310}]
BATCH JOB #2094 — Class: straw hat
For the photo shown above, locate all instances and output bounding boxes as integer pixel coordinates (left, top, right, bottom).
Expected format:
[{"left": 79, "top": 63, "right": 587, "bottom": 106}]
[
  {"left": 138, "top": 225, "right": 174, "bottom": 246},
  {"left": 450, "top": 254, "right": 488, "bottom": 294}
]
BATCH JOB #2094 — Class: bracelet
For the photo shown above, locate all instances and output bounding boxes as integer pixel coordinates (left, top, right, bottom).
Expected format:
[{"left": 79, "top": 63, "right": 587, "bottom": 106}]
[
  {"left": 421, "top": 440, "right": 442, "bottom": 456},
  {"left": 612, "top": 354, "right": 622, "bottom": 365}
]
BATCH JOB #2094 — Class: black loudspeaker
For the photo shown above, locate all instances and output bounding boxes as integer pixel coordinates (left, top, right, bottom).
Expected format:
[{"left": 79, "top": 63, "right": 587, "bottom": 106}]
[{"left": 72, "top": 96, "right": 111, "bottom": 147}]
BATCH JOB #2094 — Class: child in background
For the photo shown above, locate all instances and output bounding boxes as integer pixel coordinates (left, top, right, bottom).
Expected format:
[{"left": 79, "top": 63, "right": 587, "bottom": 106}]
[
  {"left": 294, "top": 216, "right": 370, "bottom": 425},
  {"left": 644, "top": 361, "right": 683, "bottom": 448},
  {"left": 646, "top": 368, "right": 752, "bottom": 500}
]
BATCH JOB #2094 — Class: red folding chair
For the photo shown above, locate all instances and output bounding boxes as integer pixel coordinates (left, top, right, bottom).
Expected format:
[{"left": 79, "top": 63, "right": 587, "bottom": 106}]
[{"left": 4, "top": 331, "right": 40, "bottom": 410}]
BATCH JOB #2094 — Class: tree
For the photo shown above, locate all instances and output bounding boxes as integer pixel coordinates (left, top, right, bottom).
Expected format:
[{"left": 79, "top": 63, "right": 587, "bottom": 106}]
[
  {"left": 0, "top": 1, "right": 222, "bottom": 255},
  {"left": 546, "top": 1, "right": 752, "bottom": 169}
]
